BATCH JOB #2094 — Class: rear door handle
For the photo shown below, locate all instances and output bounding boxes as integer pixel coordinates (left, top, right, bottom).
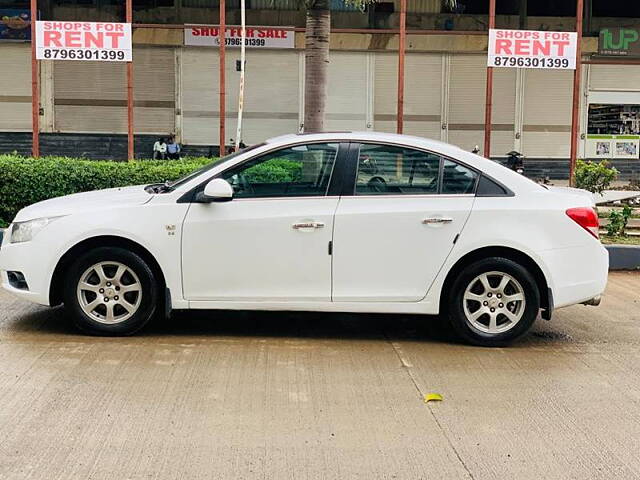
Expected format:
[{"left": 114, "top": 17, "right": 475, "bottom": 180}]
[
  {"left": 422, "top": 217, "right": 453, "bottom": 224},
  {"left": 292, "top": 221, "right": 325, "bottom": 230}
]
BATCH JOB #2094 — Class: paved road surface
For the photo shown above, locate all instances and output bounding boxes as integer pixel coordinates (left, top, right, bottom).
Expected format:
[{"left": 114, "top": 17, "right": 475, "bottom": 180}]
[{"left": 1, "top": 272, "right": 639, "bottom": 479}]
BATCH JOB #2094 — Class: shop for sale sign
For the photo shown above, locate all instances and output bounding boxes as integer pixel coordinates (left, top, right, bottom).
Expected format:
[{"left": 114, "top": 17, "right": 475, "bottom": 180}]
[
  {"left": 488, "top": 29, "right": 577, "bottom": 70},
  {"left": 185, "top": 25, "right": 294, "bottom": 49},
  {"left": 35, "top": 21, "right": 132, "bottom": 61}
]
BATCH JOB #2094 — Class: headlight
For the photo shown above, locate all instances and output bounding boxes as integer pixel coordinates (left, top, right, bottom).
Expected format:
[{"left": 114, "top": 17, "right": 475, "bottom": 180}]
[{"left": 10, "top": 216, "right": 64, "bottom": 244}]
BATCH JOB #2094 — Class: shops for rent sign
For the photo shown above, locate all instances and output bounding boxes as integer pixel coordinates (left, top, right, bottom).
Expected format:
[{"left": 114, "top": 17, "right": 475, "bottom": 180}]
[
  {"left": 488, "top": 29, "right": 577, "bottom": 70},
  {"left": 35, "top": 21, "right": 132, "bottom": 61},
  {"left": 185, "top": 25, "right": 294, "bottom": 49}
]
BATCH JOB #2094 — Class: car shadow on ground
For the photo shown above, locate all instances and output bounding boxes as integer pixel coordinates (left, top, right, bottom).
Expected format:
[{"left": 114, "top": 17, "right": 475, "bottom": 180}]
[{"left": 7, "top": 304, "right": 573, "bottom": 348}]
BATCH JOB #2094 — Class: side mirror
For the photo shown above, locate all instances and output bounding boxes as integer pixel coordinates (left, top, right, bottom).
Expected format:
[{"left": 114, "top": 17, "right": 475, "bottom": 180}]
[{"left": 201, "top": 178, "right": 233, "bottom": 202}]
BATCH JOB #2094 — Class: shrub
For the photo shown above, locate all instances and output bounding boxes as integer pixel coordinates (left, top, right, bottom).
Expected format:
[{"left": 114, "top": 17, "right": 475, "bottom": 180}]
[
  {"left": 574, "top": 159, "right": 618, "bottom": 194},
  {"left": 606, "top": 204, "right": 633, "bottom": 237},
  {"left": 244, "top": 159, "right": 303, "bottom": 183},
  {"left": 0, "top": 155, "right": 213, "bottom": 227}
]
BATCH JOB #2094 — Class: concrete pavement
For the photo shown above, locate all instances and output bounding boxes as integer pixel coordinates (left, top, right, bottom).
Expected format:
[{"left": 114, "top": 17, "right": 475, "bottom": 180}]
[{"left": 1, "top": 272, "right": 639, "bottom": 479}]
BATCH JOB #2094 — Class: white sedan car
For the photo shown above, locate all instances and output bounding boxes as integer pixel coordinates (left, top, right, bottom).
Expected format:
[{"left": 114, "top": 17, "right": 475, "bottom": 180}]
[{"left": 0, "top": 132, "right": 608, "bottom": 346}]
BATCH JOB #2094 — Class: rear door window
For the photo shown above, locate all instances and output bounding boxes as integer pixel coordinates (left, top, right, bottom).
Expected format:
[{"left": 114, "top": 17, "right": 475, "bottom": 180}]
[
  {"left": 355, "top": 144, "right": 441, "bottom": 195},
  {"left": 441, "top": 159, "right": 479, "bottom": 194}
]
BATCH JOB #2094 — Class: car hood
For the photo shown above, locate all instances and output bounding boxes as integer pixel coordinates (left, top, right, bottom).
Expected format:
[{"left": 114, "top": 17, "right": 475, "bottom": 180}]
[{"left": 13, "top": 185, "right": 153, "bottom": 223}]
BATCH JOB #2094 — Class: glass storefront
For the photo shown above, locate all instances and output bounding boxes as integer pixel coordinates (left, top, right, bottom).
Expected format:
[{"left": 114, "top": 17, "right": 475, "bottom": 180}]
[{"left": 586, "top": 104, "right": 640, "bottom": 159}]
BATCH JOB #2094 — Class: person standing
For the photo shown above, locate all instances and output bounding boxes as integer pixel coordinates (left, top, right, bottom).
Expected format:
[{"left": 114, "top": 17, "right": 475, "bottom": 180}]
[
  {"left": 153, "top": 137, "right": 167, "bottom": 160},
  {"left": 166, "top": 135, "right": 181, "bottom": 160}
]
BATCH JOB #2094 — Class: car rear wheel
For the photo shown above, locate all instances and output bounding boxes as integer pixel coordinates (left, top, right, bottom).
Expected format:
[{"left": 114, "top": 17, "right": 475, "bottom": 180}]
[
  {"left": 447, "top": 257, "right": 540, "bottom": 347},
  {"left": 63, "top": 247, "right": 158, "bottom": 335}
]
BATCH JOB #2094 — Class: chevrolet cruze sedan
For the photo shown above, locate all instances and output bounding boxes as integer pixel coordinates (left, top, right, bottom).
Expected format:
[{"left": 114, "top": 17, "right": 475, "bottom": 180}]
[{"left": 0, "top": 132, "right": 608, "bottom": 346}]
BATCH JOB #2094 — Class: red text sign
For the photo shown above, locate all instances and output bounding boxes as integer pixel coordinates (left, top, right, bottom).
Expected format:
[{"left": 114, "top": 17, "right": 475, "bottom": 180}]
[
  {"left": 488, "top": 29, "right": 577, "bottom": 69},
  {"left": 36, "top": 21, "right": 132, "bottom": 61},
  {"left": 185, "top": 25, "right": 294, "bottom": 49}
]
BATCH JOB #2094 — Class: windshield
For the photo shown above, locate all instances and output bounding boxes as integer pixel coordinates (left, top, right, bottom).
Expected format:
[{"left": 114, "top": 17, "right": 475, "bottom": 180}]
[{"left": 167, "top": 143, "right": 265, "bottom": 189}]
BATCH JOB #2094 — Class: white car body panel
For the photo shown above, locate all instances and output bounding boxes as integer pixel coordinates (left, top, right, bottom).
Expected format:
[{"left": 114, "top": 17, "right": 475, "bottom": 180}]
[
  {"left": 332, "top": 195, "right": 475, "bottom": 302},
  {"left": 2, "top": 199, "right": 191, "bottom": 309},
  {"left": 182, "top": 197, "right": 338, "bottom": 302},
  {"left": 0, "top": 132, "right": 608, "bottom": 320},
  {"left": 13, "top": 185, "right": 152, "bottom": 222}
]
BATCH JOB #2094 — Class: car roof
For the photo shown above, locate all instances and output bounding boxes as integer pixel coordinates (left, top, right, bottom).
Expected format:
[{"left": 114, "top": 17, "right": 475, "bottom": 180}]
[
  {"left": 268, "top": 131, "right": 449, "bottom": 148},
  {"left": 267, "top": 131, "right": 475, "bottom": 159}
]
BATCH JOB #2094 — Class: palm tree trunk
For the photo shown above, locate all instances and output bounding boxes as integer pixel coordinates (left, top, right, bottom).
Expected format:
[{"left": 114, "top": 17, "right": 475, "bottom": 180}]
[{"left": 303, "top": 0, "right": 330, "bottom": 133}]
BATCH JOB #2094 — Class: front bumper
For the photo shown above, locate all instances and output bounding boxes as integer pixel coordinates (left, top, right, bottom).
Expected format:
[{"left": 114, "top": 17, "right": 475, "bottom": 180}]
[{"left": 0, "top": 240, "right": 53, "bottom": 306}]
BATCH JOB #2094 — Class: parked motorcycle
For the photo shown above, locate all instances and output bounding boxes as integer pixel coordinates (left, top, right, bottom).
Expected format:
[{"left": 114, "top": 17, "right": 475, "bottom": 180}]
[{"left": 506, "top": 150, "right": 524, "bottom": 175}]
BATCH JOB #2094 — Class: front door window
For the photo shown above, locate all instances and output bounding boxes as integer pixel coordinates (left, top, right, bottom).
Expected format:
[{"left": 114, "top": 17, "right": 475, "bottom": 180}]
[{"left": 221, "top": 143, "right": 339, "bottom": 198}]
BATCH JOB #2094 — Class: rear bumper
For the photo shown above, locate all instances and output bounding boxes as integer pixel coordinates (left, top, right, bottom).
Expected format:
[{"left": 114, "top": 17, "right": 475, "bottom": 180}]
[{"left": 539, "top": 242, "right": 609, "bottom": 309}]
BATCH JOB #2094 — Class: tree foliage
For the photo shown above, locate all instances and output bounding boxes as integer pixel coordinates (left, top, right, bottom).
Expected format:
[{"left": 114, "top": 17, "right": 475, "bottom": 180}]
[{"left": 574, "top": 159, "right": 618, "bottom": 195}]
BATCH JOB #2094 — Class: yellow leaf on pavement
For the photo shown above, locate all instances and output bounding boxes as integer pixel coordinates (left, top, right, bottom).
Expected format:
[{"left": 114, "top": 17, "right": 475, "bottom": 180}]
[{"left": 424, "top": 393, "right": 443, "bottom": 403}]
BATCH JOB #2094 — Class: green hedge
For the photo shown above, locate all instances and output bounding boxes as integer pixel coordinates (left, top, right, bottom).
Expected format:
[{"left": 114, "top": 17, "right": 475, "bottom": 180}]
[
  {"left": 244, "top": 159, "right": 303, "bottom": 183},
  {"left": 0, "top": 155, "right": 213, "bottom": 227}
]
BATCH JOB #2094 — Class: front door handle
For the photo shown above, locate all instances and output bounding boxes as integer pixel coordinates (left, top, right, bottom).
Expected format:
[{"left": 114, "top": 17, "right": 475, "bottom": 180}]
[
  {"left": 292, "top": 221, "right": 325, "bottom": 230},
  {"left": 422, "top": 217, "right": 453, "bottom": 224}
]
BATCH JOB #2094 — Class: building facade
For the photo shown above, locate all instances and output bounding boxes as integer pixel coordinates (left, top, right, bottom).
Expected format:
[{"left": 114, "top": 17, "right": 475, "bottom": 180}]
[{"left": 2, "top": 2, "right": 640, "bottom": 179}]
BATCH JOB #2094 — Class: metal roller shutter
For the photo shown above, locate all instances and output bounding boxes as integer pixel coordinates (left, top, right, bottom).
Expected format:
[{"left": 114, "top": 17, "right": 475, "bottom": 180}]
[
  {"left": 373, "top": 52, "right": 397, "bottom": 134},
  {"left": 54, "top": 60, "right": 126, "bottom": 133},
  {"left": 133, "top": 48, "right": 176, "bottom": 135},
  {"left": 521, "top": 68, "right": 572, "bottom": 158},
  {"left": 54, "top": 47, "right": 175, "bottom": 134},
  {"left": 589, "top": 64, "right": 640, "bottom": 92},
  {"left": 239, "top": 49, "right": 299, "bottom": 143},
  {"left": 0, "top": 44, "right": 32, "bottom": 131},
  {"left": 374, "top": 52, "right": 442, "bottom": 140},
  {"left": 448, "top": 54, "right": 485, "bottom": 152},
  {"left": 182, "top": 47, "right": 218, "bottom": 145},
  {"left": 491, "top": 68, "right": 517, "bottom": 156},
  {"left": 182, "top": 48, "right": 299, "bottom": 145},
  {"left": 448, "top": 54, "right": 516, "bottom": 156},
  {"left": 325, "top": 51, "right": 368, "bottom": 132}
]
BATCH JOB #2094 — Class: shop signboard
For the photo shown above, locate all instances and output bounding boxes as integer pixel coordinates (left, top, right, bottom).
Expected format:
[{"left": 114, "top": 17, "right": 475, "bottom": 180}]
[
  {"left": 35, "top": 21, "right": 132, "bottom": 61},
  {"left": 586, "top": 135, "right": 640, "bottom": 160},
  {"left": 185, "top": 25, "right": 295, "bottom": 49},
  {"left": 488, "top": 29, "right": 577, "bottom": 70},
  {"left": 599, "top": 28, "right": 640, "bottom": 57},
  {"left": 0, "top": 9, "right": 31, "bottom": 41}
]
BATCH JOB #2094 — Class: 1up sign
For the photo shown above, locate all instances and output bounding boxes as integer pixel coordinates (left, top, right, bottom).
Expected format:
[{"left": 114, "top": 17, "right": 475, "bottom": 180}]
[{"left": 599, "top": 28, "right": 640, "bottom": 57}]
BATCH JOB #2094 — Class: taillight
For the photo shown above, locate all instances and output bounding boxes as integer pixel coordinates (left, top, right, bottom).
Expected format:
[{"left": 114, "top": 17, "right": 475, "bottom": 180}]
[{"left": 566, "top": 207, "right": 599, "bottom": 239}]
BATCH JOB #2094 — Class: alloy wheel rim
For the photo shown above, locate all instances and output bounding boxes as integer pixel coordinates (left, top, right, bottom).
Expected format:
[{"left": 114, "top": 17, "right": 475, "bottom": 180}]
[
  {"left": 462, "top": 271, "right": 526, "bottom": 335},
  {"left": 76, "top": 261, "right": 142, "bottom": 325}
]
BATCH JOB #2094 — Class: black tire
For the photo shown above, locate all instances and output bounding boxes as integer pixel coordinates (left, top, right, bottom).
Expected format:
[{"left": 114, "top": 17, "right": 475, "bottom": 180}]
[
  {"left": 447, "top": 257, "right": 540, "bottom": 347},
  {"left": 63, "top": 247, "right": 159, "bottom": 336}
]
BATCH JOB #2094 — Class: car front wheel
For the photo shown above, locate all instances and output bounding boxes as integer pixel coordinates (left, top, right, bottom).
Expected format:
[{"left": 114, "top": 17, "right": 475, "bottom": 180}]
[
  {"left": 447, "top": 257, "right": 540, "bottom": 347},
  {"left": 63, "top": 247, "right": 159, "bottom": 335}
]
